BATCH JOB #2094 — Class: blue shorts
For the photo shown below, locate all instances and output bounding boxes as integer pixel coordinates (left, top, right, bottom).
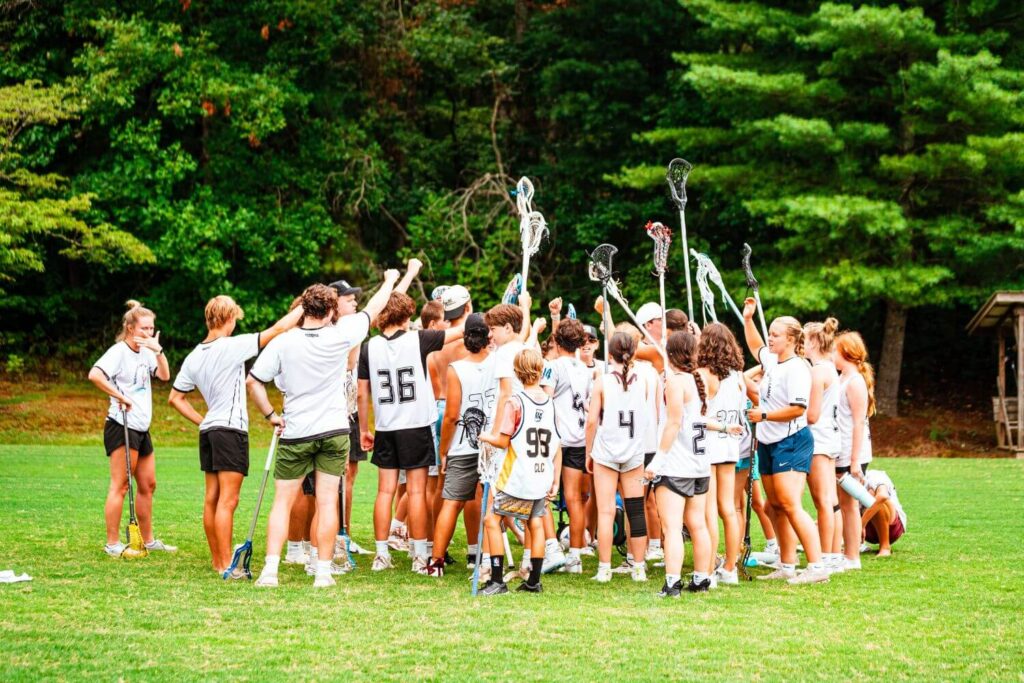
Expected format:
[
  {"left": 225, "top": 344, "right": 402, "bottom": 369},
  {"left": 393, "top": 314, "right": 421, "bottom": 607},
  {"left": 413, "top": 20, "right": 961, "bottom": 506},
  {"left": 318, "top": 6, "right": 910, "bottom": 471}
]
[
  {"left": 736, "top": 452, "right": 761, "bottom": 482},
  {"left": 758, "top": 427, "right": 813, "bottom": 476}
]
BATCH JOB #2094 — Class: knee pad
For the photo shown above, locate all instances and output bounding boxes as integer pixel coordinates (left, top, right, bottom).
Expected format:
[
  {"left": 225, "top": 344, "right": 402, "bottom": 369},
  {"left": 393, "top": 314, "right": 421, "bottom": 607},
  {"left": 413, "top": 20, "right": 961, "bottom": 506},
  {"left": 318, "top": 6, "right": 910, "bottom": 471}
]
[
  {"left": 833, "top": 504, "right": 841, "bottom": 514},
  {"left": 624, "top": 497, "right": 647, "bottom": 538}
]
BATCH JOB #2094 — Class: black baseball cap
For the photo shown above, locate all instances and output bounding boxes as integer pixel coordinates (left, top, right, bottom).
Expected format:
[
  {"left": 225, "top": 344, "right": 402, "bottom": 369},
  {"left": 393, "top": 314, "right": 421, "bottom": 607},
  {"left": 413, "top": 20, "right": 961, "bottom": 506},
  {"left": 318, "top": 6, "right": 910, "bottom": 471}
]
[
  {"left": 465, "top": 312, "right": 488, "bottom": 334},
  {"left": 328, "top": 279, "right": 362, "bottom": 297},
  {"left": 583, "top": 324, "right": 599, "bottom": 339}
]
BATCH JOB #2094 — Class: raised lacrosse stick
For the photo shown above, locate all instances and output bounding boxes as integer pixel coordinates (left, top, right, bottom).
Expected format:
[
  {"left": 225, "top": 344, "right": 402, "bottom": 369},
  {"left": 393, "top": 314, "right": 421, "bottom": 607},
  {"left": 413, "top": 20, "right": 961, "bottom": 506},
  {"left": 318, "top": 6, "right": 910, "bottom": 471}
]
[
  {"left": 515, "top": 177, "right": 547, "bottom": 295},
  {"left": 693, "top": 252, "right": 718, "bottom": 325},
  {"left": 645, "top": 221, "right": 672, "bottom": 336},
  {"left": 666, "top": 158, "right": 695, "bottom": 323},
  {"left": 691, "top": 250, "right": 744, "bottom": 325},
  {"left": 588, "top": 244, "right": 666, "bottom": 365},
  {"left": 741, "top": 243, "right": 769, "bottom": 342},
  {"left": 588, "top": 244, "right": 617, "bottom": 373},
  {"left": 501, "top": 273, "right": 523, "bottom": 305}
]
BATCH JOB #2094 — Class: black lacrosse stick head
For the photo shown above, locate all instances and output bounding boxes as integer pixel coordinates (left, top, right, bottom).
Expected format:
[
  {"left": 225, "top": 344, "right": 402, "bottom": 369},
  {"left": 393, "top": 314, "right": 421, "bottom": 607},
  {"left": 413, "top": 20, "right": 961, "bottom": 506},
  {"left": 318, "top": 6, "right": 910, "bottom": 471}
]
[
  {"left": 241, "top": 545, "right": 253, "bottom": 579},
  {"left": 666, "top": 158, "right": 693, "bottom": 210},
  {"left": 741, "top": 242, "right": 758, "bottom": 291},
  {"left": 588, "top": 243, "right": 618, "bottom": 283}
]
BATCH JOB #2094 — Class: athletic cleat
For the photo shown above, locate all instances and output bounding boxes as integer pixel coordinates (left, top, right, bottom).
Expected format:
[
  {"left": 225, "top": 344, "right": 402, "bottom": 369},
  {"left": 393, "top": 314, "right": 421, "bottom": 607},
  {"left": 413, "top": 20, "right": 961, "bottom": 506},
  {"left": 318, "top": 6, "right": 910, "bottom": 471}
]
[
  {"left": 560, "top": 555, "right": 583, "bottom": 574},
  {"left": 658, "top": 580, "right": 682, "bottom": 598},
  {"left": 254, "top": 573, "right": 279, "bottom": 588},
  {"left": 686, "top": 577, "right": 712, "bottom": 592},
  {"left": 826, "top": 557, "right": 846, "bottom": 574},
  {"left": 592, "top": 567, "right": 613, "bottom": 583},
  {"left": 480, "top": 580, "right": 509, "bottom": 596},
  {"left": 645, "top": 546, "right": 664, "bottom": 561},
  {"left": 411, "top": 556, "right": 429, "bottom": 574},
  {"left": 859, "top": 542, "right": 871, "bottom": 554},
  {"left": 105, "top": 542, "right": 126, "bottom": 557},
  {"left": 757, "top": 567, "right": 797, "bottom": 581},
  {"left": 541, "top": 548, "right": 567, "bottom": 574},
  {"left": 611, "top": 560, "right": 635, "bottom": 574},
  {"left": 313, "top": 574, "right": 336, "bottom": 588},
  {"left": 579, "top": 545, "right": 595, "bottom": 557},
  {"left": 631, "top": 564, "right": 648, "bottom": 582},
  {"left": 443, "top": 552, "right": 455, "bottom": 566},
  {"left": 788, "top": 568, "right": 830, "bottom": 585},
  {"left": 709, "top": 573, "right": 719, "bottom": 590},
  {"left": 371, "top": 554, "right": 395, "bottom": 571},
  {"left": 751, "top": 551, "right": 781, "bottom": 567},
  {"left": 516, "top": 581, "right": 543, "bottom": 593},
  {"left": 283, "top": 550, "right": 309, "bottom": 565},
  {"left": 425, "top": 559, "right": 445, "bottom": 577},
  {"left": 714, "top": 567, "right": 739, "bottom": 585},
  {"left": 306, "top": 561, "right": 350, "bottom": 576},
  {"left": 144, "top": 539, "right": 177, "bottom": 552}
]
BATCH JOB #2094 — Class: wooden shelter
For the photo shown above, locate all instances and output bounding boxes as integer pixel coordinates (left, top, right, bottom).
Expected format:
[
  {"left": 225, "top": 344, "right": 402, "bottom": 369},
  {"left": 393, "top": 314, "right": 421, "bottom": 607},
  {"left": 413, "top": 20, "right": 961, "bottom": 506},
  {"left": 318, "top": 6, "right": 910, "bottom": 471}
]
[{"left": 967, "top": 291, "right": 1024, "bottom": 457}]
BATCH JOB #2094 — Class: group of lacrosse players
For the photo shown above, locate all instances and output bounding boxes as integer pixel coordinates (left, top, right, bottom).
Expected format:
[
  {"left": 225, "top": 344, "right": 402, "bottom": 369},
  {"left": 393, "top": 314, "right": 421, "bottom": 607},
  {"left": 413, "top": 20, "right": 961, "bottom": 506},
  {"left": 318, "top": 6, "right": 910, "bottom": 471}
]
[{"left": 89, "top": 171, "right": 906, "bottom": 594}]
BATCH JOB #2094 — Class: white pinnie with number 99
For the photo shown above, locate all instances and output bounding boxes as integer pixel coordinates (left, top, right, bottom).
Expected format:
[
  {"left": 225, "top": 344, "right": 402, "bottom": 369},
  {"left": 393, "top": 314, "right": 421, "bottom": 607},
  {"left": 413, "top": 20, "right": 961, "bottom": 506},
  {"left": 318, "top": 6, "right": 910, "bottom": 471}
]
[{"left": 494, "top": 391, "right": 561, "bottom": 499}]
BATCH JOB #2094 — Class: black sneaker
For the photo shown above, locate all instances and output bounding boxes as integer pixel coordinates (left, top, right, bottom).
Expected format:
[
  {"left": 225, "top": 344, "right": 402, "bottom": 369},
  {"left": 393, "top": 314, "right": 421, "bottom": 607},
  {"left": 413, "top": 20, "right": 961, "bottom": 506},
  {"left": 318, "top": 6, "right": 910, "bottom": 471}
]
[
  {"left": 466, "top": 554, "right": 477, "bottom": 569},
  {"left": 516, "top": 581, "right": 543, "bottom": 593},
  {"left": 480, "top": 580, "right": 509, "bottom": 596},
  {"left": 425, "top": 558, "right": 445, "bottom": 578},
  {"left": 444, "top": 552, "right": 455, "bottom": 566},
  {"left": 658, "top": 580, "right": 682, "bottom": 598},
  {"left": 686, "top": 577, "right": 711, "bottom": 593}
]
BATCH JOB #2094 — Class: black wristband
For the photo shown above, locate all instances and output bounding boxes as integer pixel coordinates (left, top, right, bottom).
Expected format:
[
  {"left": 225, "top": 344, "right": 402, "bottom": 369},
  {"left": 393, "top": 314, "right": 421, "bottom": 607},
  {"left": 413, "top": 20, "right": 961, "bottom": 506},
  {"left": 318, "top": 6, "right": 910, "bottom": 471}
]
[
  {"left": 761, "top": 411, "right": 767, "bottom": 422},
  {"left": 264, "top": 409, "right": 275, "bottom": 420}
]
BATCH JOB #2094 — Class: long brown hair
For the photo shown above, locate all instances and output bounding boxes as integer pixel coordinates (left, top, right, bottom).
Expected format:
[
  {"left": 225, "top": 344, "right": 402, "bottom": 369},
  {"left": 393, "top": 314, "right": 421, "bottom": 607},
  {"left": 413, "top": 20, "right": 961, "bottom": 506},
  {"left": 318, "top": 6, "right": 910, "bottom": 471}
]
[
  {"left": 666, "top": 331, "right": 706, "bottom": 415},
  {"left": 835, "top": 331, "right": 876, "bottom": 417},
  {"left": 697, "top": 322, "right": 743, "bottom": 379}
]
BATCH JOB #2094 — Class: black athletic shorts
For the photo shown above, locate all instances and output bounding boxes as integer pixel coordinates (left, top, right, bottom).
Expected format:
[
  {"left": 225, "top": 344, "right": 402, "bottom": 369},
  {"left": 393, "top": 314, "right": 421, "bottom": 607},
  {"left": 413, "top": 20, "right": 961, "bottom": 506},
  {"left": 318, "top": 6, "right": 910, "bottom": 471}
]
[
  {"left": 302, "top": 471, "right": 316, "bottom": 496},
  {"left": 199, "top": 428, "right": 249, "bottom": 476},
  {"left": 371, "top": 426, "right": 435, "bottom": 470},
  {"left": 644, "top": 452, "right": 656, "bottom": 468},
  {"left": 349, "top": 413, "right": 366, "bottom": 463},
  {"left": 653, "top": 475, "right": 709, "bottom": 498},
  {"left": 561, "top": 445, "right": 587, "bottom": 472},
  {"left": 103, "top": 418, "right": 154, "bottom": 458},
  {"left": 835, "top": 462, "right": 870, "bottom": 476}
]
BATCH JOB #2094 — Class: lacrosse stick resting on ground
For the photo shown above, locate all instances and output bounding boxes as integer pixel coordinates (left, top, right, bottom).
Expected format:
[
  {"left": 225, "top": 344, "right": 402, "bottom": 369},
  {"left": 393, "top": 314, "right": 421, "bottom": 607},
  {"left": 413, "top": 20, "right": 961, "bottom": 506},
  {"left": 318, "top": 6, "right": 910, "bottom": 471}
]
[
  {"left": 588, "top": 243, "right": 666, "bottom": 363},
  {"left": 691, "top": 250, "right": 744, "bottom": 325},
  {"left": 741, "top": 243, "right": 769, "bottom": 343},
  {"left": 666, "top": 158, "right": 695, "bottom": 322},
  {"left": 120, "top": 407, "right": 147, "bottom": 560},
  {"left": 472, "top": 442, "right": 504, "bottom": 597},
  {"left": 645, "top": 221, "right": 672, "bottom": 335},
  {"left": 225, "top": 430, "right": 279, "bottom": 579}
]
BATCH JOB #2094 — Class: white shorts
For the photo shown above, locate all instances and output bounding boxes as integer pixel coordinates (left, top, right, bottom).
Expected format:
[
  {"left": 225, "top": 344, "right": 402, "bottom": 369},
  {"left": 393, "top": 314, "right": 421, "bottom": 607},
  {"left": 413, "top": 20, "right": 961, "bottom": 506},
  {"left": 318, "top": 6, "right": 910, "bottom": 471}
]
[{"left": 592, "top": 451, "right": 644, "bottom": 474}]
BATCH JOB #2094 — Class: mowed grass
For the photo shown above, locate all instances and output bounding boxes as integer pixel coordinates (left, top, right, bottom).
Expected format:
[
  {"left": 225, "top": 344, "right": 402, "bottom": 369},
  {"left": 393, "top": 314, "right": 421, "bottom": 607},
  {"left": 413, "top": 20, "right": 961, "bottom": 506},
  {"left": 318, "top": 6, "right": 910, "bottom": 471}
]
[{"left": 0, "top": 445, "right": 1022, "bottom": 682}]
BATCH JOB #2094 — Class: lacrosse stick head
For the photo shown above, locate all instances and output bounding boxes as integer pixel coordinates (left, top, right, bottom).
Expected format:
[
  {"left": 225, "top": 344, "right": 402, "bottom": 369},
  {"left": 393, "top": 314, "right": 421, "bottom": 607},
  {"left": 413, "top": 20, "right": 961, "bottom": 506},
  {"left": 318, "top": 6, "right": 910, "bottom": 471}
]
[
  {"left": 430, "top": 285, "right": 449, "bottom": 302},
  {"left": 515, "top": 176, "right": 535, "bottom": 217},
  {"left": 645, "top": 221, "right": 672, "bottom": 275},
  {"left": 521, "top": 210, "right": 547, "bottom": 256},
  {"left": 478, "top": 442, "right": 504, "bottom": 484},
  {"left": 567, "top": 303, "right": 577, "bottom": 320},
  {"left": 501, "top": 274, "right": 523, "bottom": 305},
  {"left": 666, "top": 158, "right": 693, "bottom": 210},
  {"left": 741, "top": 243, "right": 758, "bottom": 290},
  {"left": 122, "top": 522, "right": 148, "bottom": 560},
  {"left": 588, "top": 243, "right": 618, "bottom": 283},
  {"left": 460, "top": 408, "right": 487, "bottom": 450},
  {"left": 690, "top": 249, "right": 718, "bottom": 324}
]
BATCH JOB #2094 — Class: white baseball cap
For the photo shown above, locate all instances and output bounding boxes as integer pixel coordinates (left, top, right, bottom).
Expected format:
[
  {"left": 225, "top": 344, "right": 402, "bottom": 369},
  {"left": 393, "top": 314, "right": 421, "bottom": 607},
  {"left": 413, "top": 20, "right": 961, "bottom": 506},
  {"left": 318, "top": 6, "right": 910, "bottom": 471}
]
[
  {"left": 636, "top": 302, "right": 663, "bottom": 327},
  {"left": 442, "top": 285, "right": 471, "bottom": 321}
]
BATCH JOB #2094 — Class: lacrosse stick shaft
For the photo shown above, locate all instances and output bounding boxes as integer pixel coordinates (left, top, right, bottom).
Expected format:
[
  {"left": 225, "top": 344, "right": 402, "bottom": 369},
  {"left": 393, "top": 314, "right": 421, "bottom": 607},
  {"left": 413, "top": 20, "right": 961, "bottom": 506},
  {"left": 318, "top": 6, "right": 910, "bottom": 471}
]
[
  {"left": 606, "top": 286, "right": 667, "bottom": 367},
  {"left": 601, "top": 285, "right": 611, "bottom": 372},
  {"left": 658, "top": 272, "right": 667, "bottom": 337},
  {"left": 503, "top": 529, "right": 514, "bottom": 565},
  {"left": 677, "top": 209, "right": 694, "bottom": 323},
  {"left": 245, "top": 431, "right": 279, "bottom": 541},
  {"left": 472, "top": 482, "right": 490, "bottom": 596},
  {"left": 753, "top": 291, "right": 769, "bottom": 343},
  {"left": 520, "top": 254, "right": 530, "bottom": 295},
  {"left": 721, "top": 290, "right": 745, "bottom": 326},
  {"left": 121, "top": 410, "right": 136, "bottom": 525},
  {"left": 740, "top": 421, "right": 757, "bottom": 580}
]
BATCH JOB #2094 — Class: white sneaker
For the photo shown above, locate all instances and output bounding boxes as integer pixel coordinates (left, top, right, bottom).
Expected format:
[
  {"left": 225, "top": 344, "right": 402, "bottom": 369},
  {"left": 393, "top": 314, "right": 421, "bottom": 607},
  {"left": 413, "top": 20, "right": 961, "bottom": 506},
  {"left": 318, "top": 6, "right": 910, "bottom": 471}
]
[
  {"left": 255, "top": 573, "right": 279, "bottom": 588},
  {"left": 843, "top": 557, "right": 862, "bottom": 571},
  {"left": 631, "top": 564, "right": 648, "bottom": 582},
  {"left": 283, "top": 550, "right": 309, "bottom": 565},
  {"left": 144, "top": 539, "right": 177, "bottom": 552},
  {"left": 411, "top": 556, "right": 428, "bottom": 575},
  {"left": 757, "top": 567, "right": 796, "bottom": 581},
  {"left": 387, "top": 530, "right": 410, "bottom": 552},
  {"left": 305, "top": 561, "right": 350, "bottom": 576},
  {"left": 826, "top": 556, "right": 846, "bottom": 574},
  {"left": 348, "top": 540, "right": 369, "bottom": 555},
  {"left": 714, "top": 567, "right": 739, "bottom": 585},
  {"left": 859, "top": 542, "right": 871, "bottom": 553},
  {"left": 645, "top": 546, "right": 664, "bottom": 561},
  {"left": 579, "top": 545, "right": 595, "bottom": 557},
  {"left": 313, "top": 574, "right": 336, "bottom": 588},
  {"left": 542, "top": 548, "right": 567, "bottom": 574},
  {"left": 610, "top": 560, "right": 635, "bottom": 574},
  {"left": 592, "top": 566, "right": 613, "bottom": 583},
  {"left": 788, "top": 568, "right": 829, "bottom": 585},
  {"left": 104, "top": 542, "right": 126, "bottom": 557},
  {"left": 709, "top": 573, "right": 719, "bottom": 590},
  {"left": 560, "top": 555, "right": 583, "bottom": 574},
  {"left": 751, "top": 551, "right": 781, "bottom": 568},
  {"left": 371, "top": 554, "right": 395, "bottom": 571}
]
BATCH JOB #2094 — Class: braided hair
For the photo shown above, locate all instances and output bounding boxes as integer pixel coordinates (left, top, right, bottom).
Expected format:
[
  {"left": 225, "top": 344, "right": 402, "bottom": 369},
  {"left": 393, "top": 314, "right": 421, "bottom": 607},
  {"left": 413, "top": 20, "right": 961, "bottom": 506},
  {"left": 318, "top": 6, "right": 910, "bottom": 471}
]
[
  {"left": 608, "top": 332, "right": 636, "bottom": 392},
  {"left": 666, "top": 331, "right": 706, "bottom": 416}
]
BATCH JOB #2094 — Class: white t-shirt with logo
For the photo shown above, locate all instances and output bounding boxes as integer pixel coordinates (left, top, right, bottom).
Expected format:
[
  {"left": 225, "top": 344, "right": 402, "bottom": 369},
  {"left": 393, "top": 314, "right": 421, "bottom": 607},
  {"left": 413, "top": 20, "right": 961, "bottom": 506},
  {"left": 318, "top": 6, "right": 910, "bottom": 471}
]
[
  {"left": 93, "top": 342, "right": 159, "bottom": 432},
  {"left": 173, "top": 333, "right": 261, "bottom": 433},
  {"left": 250, "top": 313, "right": 370, "bottom": 442},
  {"left": 756, "top": 348, "right": 811, "bottom": 445},
  {"left": 863, "top": 470, "right": 906, "bottom": 529}
]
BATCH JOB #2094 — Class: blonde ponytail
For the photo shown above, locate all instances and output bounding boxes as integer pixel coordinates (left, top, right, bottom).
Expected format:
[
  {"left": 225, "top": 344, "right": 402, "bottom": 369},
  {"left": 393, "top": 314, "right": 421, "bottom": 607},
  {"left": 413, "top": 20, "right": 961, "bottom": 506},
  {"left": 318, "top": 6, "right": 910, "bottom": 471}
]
[{"left": 117, "top": 300, "right": 155, "bottom": 341}]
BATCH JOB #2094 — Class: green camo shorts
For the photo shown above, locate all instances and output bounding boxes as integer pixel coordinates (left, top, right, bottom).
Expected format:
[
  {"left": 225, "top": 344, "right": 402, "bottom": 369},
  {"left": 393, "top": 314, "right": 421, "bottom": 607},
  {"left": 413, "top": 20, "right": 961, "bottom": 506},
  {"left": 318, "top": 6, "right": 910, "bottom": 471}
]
[{"left": 274, "top": 434, "right": 349, "bottom": 481}]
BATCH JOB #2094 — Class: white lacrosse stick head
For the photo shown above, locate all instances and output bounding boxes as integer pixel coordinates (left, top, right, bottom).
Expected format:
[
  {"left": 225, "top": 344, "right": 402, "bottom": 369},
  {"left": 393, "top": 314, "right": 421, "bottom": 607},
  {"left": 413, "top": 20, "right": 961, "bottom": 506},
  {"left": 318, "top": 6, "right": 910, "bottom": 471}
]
[
  {"left": 521, "top": 210, "right": 547, "bottom": 257},
  {"left": 588, "top": 243, "right": 618, "bottom": 283},
  {"left": 478, "top": 442, "right": 504, "bottom": 484},
  {"left": 645, "top": 221, "right": 672, "bottom": 275},
  {"left": 516, "top": 176, "right": 534, "bottom": 219},
  {"left": 690, "top": 249, "right": 718, "bottom": 323},
  {"left": 666, "top": 158, "right": 693, "bottom": 210}
]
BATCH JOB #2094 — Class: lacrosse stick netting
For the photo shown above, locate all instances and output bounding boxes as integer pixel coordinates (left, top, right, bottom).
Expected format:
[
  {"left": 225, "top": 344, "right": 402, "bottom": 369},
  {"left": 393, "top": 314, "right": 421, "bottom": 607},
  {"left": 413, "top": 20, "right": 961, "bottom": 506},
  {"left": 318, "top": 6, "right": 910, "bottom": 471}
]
[
  {"left": 692, "top": 251, "right": 718, "bottom": 324},
  {"left": 741, "top": 243, "right": 770, "bottom": 342},
  {"left": 588, "top": 244, "right": 665, "bottom": 359},
  {"left": 646, "top": 221, "right": 672, "bottom": 334},
  {"left": 691, "top": 250, "right": 744, "bottom": 325},
  {"left": 666, "top": 158, "right": 695, "bottom": 323}
]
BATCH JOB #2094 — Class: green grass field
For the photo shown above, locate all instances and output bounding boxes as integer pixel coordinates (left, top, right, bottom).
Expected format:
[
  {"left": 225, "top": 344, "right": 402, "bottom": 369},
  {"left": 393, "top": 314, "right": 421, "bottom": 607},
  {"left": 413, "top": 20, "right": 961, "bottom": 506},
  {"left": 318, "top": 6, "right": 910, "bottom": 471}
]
[{"left": 1, "top": 445, "right": 1022, "bottom": 682}]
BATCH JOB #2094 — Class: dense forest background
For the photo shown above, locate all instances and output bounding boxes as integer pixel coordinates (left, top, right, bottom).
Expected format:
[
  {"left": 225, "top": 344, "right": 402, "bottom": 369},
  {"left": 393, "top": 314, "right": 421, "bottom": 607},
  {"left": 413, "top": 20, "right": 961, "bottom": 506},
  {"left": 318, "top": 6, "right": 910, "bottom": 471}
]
[{"left": 2, "top": 0, "right": 1022, "bottom": 416}]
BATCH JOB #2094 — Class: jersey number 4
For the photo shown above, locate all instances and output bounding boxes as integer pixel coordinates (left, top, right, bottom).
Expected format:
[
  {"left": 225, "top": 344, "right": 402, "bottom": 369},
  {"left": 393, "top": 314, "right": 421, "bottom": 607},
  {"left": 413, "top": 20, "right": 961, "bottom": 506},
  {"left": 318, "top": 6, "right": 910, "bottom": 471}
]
[
  {"left": 525, "top": 428, "right": 552, "bottom": 459},
  {"left": 377, "top": 367, "right": 416, "bottom": 404},
  {"left": 618, "top": 410, "right": 635, "bottom": 439}
]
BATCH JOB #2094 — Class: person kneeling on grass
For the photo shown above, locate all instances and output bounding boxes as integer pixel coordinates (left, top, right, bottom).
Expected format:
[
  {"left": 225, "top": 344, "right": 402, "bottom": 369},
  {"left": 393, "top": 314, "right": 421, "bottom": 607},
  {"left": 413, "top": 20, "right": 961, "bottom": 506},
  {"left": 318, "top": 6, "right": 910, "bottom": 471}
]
[
  {"left": 247, "top": 276, "right": 397, "bottom": 588},
  {"left": 860, "top": 470, "right": 906, "bottom": 557},
  {"left": 478, "top": 349, "right": 562, "bottom": 595}
]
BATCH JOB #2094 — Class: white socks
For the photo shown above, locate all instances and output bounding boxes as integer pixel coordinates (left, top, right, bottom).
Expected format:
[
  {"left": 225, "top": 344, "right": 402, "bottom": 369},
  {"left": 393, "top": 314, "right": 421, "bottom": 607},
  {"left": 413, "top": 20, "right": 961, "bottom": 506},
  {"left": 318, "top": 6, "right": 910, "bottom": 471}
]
[
  {"left": 650, "top": 539, "right": 661, "bottom": 549},
  {"left": 598, "top": 561, "right": 611, "bottom": 571},
  {"left": 412, "top": 539, "right": 427, "bottom": 560},
  {"left": 287, "top": 541, "right": 302, "bottom": 555},
  {"left": 666, "top": 573, "right": 680, "bottom": 587},
  {"left": 426, "top": 541, "right": 434, "bottom": 557},
  {"left": 468, "top": 544, "right": 479, "bottom": 557},
  {"left": 765, "top": 539, "right": 779, "bottom": 553},
  {"left": 263, "top": 555, "right": 280, "bottom": 576},
  {"left": 569, "top": 548, "right": 581, "bottom": 561},
  {"left": 781, "top": 563, "right": 796, "bottom": 572},
  {"left": 375, "top": 540, "right": 390, "bottom": 557},
  {"left": 316, "top": 559, "right": 331, "bottom": 578},
  {"left": 545, "top": 538, "right": 560, "bottom": 555}
]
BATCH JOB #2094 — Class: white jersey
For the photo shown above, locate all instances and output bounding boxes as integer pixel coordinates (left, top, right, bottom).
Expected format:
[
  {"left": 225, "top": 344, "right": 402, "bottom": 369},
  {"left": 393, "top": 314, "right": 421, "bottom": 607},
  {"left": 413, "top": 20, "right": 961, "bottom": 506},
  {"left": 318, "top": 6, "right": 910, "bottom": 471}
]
[
  {"left": 756, "top": 348, "right": 811, "bottom": 444},
  {"left": 635, "top": 361, "right": 661, "bottom": 454},
  {"left": 448, "top": 357, "right": 497, "bottom": 456},
  {"left": 707, "top": 370, "right": 745, "bottom": 465},
  {"left": 492, "top": 341, "right": 525, "bottom": 418},
  {"left": 837, "top": 373, "right": 873, "bottom": 466},
  {"left": 496, "top": 391, "right": 561, "bottom": 499},
  {"left": 591, "top": 368, "right": 649, "bottom": 464},
  {"left": 809, "top": 361, "right": 842, "bottom": 457},
  {"left": 540, "top": 356, "right": 592, "bottom": 447},
  {"left": 250, "top": 313, "right": 369, "bottom": 441},
  {"left": 651, "top": 392, "right": 709, "bottom": 479},
  {"left": 173, "top": 333, "right": 260, "bottom": 433},
  {"left": 93, "top": 342, "right": 159, "bottom": 432},
  {"left": 863, "top": 470, "right": 906, "bottom": 529},
  {"left": 364, "top": 330, "right": 442, "bottom": 432}
]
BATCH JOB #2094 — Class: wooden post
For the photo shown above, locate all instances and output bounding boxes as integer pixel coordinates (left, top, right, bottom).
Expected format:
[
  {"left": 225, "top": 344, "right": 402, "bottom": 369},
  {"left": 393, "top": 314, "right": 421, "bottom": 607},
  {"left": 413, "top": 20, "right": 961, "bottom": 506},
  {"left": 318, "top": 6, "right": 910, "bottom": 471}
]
[
  {"left": 998, "top": 331, "right": 1008, "bottom": 449},
  {"left": 1017, "top": 308, "right": 1024, "bottom": 456}
]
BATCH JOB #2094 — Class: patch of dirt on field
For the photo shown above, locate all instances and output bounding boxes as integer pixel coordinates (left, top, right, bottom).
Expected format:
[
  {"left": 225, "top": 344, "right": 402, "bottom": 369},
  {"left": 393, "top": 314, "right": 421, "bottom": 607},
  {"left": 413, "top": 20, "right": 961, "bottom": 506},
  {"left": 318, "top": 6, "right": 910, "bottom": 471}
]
[{"left": 872, "top": 404, "right": 1002, "bottom": 458}]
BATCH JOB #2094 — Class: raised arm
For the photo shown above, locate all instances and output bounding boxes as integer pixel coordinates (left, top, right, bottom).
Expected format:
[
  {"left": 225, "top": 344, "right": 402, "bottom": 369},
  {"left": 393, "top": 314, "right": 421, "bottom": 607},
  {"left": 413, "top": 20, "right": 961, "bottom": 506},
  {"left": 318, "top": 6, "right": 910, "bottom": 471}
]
[
  {"left": 395, "top": 258, "right": 422, "bottom": 294},
  {"left": 742, "top": 297, "right": 765, "bottom": 360},
  {"left": 516, "top": 291, "right": 532, "bottom": 343},
  {"left": 362, "top": 269, "right": 401, "bottom": 323},
  {"left": 259, "top": 305, "right": 303, "bottom": 349}
]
